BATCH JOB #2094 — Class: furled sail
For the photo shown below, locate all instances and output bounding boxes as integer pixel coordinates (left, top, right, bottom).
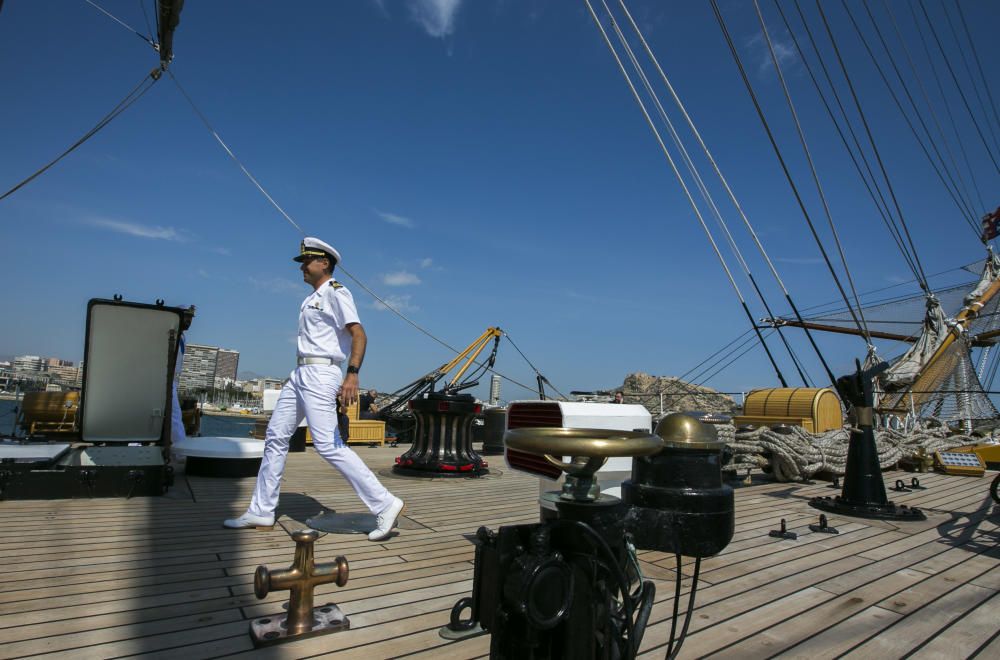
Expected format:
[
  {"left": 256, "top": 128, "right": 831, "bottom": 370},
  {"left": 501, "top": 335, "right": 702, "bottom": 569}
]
[{"left": 877, "top": 251, "right": 1000, "bottom": 423}]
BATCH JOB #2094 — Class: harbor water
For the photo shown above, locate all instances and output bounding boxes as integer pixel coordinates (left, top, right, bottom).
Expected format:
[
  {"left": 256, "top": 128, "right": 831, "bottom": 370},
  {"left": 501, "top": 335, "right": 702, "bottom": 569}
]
[{"left": 0, "top": 398, "right": 259, "bottom": 438}]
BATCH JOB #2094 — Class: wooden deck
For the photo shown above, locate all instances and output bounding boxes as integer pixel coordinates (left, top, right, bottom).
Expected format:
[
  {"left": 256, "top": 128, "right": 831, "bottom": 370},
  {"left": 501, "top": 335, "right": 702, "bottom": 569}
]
[{"left": 0, "top": 446, "right": 997, "bottom": 659}]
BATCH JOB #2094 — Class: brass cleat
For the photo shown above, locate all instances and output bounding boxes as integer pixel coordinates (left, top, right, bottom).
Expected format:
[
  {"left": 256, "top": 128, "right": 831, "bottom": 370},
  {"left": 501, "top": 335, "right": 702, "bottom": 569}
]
[{"left": 250, "top": 529, "right": 350, "bottom": 646}]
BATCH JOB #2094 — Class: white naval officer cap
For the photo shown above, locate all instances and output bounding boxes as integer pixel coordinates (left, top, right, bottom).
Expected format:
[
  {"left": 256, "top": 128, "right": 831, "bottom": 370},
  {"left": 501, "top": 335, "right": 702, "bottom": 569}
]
[{"left": 293, "top": 237, "right": 342, "bottom": 265}]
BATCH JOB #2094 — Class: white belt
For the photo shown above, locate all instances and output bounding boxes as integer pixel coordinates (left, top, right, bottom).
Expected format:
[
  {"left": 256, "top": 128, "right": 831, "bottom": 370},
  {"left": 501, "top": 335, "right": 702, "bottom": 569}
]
[{"left": 298, "top": 357, "right": 334, "bottom": 366}]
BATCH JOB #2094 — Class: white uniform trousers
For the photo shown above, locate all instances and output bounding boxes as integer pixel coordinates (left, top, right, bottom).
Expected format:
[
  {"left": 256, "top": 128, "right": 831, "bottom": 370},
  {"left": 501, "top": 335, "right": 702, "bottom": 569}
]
[{"left": 248, "top": 364, "right": 393, "bottom": 517}]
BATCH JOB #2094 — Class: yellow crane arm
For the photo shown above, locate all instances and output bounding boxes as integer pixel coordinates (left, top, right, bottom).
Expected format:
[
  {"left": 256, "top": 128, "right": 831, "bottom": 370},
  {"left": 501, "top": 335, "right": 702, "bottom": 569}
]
[{"left": 447, "top": 327, "right": 503, "bottom": 388}]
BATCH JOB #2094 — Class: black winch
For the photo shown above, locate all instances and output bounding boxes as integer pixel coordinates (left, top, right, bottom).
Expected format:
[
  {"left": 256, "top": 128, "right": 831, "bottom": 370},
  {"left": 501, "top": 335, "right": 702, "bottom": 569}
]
[
  {"left": 394, "top": 392, "right": 488, "bottom": 477},
  {"left": 443, "top": 414, "right": 734, "bottom": 658}
]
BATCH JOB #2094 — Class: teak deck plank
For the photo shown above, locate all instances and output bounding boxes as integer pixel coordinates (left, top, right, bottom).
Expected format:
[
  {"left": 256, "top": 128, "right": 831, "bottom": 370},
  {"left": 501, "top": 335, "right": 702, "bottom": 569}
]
[{"left": 0, "top": 444, "right": 995, "bottom": 659}]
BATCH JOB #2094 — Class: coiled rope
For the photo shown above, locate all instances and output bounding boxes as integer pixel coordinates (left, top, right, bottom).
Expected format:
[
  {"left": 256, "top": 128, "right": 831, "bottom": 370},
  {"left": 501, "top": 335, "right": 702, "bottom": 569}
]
[{"left": 719, "top": 421, "right": 977, "bottom": 482}]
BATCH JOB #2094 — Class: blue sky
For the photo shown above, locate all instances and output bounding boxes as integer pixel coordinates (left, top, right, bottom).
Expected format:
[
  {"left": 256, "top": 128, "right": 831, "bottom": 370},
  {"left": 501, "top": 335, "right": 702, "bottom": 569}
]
[{"left": 2, "top": 1, "right": 999, "bottom": 401}]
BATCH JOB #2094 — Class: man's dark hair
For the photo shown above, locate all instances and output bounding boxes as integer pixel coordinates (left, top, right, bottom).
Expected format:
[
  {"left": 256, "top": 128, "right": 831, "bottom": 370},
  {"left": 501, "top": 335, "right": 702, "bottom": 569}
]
[{"left": 322, "top": 255, "right": 336, "bottom": 275}]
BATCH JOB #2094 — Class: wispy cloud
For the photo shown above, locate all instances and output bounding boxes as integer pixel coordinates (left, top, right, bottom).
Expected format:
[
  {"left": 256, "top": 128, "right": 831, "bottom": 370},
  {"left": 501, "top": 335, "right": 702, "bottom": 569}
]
[
  {"left": 408, "top": 0, "right": 463, "bottom": 38},
  {"left": 87, "top": 217, "right": 186, "bottom": 241},
  {"left": 249, "top": 276, "right": 303, "bottom": 295},
  {"left": 774, "top": 256, "right": 823, "bottom": 265},
  {"left": 746, "top": 31, "right": 797, "bottom": 77},
  {"left": 210, "top": 246, "right": 232, "bottom": 256},
  {"left": 419, "top": 257, "right": 434, "bottom": 269},
  {"left": 371, "top": 294, "right": 419, "bottom": 313},
  {"left": 383, "top": 270, "right": 422, "bottom": 286},
  {"left": 376, "top": 209, "right": 415, "bottom": 229}
]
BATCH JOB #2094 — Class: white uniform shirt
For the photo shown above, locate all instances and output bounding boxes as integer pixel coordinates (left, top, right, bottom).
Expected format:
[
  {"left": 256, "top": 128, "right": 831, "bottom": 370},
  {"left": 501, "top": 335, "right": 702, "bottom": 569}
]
[{"left": 297, "top": 279, "right": 360, "bottom": 363}]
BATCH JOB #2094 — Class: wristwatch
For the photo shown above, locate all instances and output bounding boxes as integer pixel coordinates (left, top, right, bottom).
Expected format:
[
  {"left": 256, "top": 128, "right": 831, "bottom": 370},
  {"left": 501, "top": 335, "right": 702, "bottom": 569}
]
[{"left": 346, "top": 365, "right": 360, "bottom": 375}]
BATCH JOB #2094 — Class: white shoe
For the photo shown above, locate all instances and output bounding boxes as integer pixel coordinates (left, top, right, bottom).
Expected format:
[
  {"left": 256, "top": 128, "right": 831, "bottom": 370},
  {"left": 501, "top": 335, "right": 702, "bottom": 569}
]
[
  {"left": 223, "top": 512, "right": 275, "bottom": 529},
  {"left": 368, "top": 497, "right": 405, "bottom": 541}
]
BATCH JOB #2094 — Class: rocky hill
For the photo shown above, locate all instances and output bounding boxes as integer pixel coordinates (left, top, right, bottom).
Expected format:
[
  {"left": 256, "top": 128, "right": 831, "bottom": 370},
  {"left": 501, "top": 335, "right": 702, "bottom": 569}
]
[{"left": 616, "top": 372, "right": 739, "bottom": 415}]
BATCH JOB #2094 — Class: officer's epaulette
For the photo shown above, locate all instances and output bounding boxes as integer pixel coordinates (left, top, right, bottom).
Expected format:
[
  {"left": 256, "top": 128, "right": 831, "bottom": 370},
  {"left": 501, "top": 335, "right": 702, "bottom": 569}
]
[{"left": 329, "top": 280, "right": 344, "bottom": 290}]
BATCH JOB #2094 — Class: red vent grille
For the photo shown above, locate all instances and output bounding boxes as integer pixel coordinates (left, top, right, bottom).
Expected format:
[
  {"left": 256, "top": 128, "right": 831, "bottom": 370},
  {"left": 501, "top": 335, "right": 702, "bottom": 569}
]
[
  {"left": 505, "top": 402, "right": 563, "bottom": 480},
  {"left": 507, "top": 402, "right": 563, "bottom": 429},
  {"left": 506, "top": 448, "right": 562, "bottom": 480}
]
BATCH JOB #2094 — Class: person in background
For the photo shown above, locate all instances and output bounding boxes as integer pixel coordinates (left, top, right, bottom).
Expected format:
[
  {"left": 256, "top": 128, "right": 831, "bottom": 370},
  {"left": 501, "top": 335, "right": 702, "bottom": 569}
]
[
  {"left": 170, "top": 306, "right": 195, "bottom": 445},
  {"left": 611, "top": 391, "right": 624, "bottom": 404},
  {"left": 359, "top": 388, "right": 380, "bottom": 420}
]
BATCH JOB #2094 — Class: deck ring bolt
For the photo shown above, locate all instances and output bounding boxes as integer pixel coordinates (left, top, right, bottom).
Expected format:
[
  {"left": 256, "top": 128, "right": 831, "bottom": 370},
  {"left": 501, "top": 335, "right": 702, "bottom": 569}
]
[{"left": 448, "top": 597, "right": 477, "bottom": 632}]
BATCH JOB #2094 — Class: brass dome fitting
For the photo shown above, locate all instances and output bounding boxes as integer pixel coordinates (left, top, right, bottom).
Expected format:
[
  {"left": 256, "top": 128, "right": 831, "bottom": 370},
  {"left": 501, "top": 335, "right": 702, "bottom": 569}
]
[{"left": 654, "top": 413, "right": 723, "bottom": 450}]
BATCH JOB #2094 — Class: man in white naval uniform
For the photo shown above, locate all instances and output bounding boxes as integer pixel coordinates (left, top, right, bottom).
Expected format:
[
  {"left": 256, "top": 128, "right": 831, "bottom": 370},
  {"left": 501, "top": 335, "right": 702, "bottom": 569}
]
[{"left": 224, "top": 237, "right": 404, "bottom": 541}]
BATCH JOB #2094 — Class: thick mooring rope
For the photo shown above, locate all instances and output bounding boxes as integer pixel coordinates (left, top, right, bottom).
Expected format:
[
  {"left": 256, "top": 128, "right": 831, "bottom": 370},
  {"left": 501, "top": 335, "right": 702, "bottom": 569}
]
[{"left": 721, "top": 422, "right": 977, "bottom": 482}]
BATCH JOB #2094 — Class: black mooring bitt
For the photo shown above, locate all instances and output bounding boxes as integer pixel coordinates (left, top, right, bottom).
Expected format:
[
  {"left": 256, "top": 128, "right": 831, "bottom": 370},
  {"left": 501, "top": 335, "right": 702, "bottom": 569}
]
[
  {"left": 809, "top": 359, "right": 926, "bottom": 522},
  {"left": 909, "top": 477, "right": 927, "bottom": 490},
  {"left": 768, "top": 518, "right": 797, "bottom": 540},
  {"left": 808, "top": 514, "right": 839, "bottom": 534}
]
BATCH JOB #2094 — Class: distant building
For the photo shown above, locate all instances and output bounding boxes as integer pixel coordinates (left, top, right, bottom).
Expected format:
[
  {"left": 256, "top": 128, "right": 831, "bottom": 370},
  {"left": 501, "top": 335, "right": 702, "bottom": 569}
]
[
  {"left": 179, "top": 343, "right": 241, "bottom": 394},
  {"left": 180, "top": 344, "right": 218, "bottom": 392},
  {"left": 46, "top": 364, "right": 80, "bottom": 386},
  {"left": 490, "top": 374, "right": 502, "bottom": 406},
  {"left": 45, "top": 357, "right": 73, "bottom": 368},
  {"left": 259, "top": 377, "right": 283, "bottom": 392},
  {"left": 240, "top": 377, "right": 282, "bottom": 394},
  {"left": 13, "top": 355, "right": 43, "bottom": 372},
  {"left": 215, "top": 349, "right": 239, "bottom": 381}
]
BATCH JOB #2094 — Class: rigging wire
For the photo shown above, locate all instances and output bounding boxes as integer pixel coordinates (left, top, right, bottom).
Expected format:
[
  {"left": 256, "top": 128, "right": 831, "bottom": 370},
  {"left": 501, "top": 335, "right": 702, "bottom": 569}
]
[
  {"left": 139, "top": 0, "right": 157, "bottom": 47},
  {"left": 753, "top": 0, "right": 874, "bottom": 349},
  {"left": 842, "top": 0, "right": 983, "bottom": 239},
  {"left": 880, "top": 0, "right": 986, "bottom": 219},
  {"left": 689, "top": 332, "right": 763, "bottom": 385},
  {"left": 814, "top": 0, "right": 931, "bottom": 289},
  {"left": 0, "top": 69, "right": 161, "bottom": 203},
  {"left": 906, "top": 0, "right": 990, "bottom": 232},
  {"left": 504, "top": 333, "right": 569, "bottom": 401},
  {"left": 797, "top": 261, "right": 975, "bottom": 316},
  {"left": 678, "top": 328, "right": 754, "bottom": 383},
  {"left": 697, "top": 331, "right": 773, "bottom": 386},
  {"left": 953, "top": 0, "right": 1000, "bottom": 154},
  {"left": 614, "top": 0, "right": 841, "bottom": 389},
  {"left": 857, "top": 0, "right": 981, "bottom": 229},
  {"left": 611, "top": 0, "right": 811, "bottom": 386},
  {"left": 985, "top": 343, "right": 1000, "bottom": 392},
  {"left": 709, "top": 0, "right": 863, "bottom": 389},
  {"left": 797, "top": 281, "right": 976, "bottom": 321},
  {"left": 73, "top": 3, "right": 561, "bottom": 398},
  {"left": 917, "top": 0, "right": 1000, "bottom": 173},
  {"left": 939, "top": 0, "right": 1000, "bottom": 182},
  {"left": 582, "top": 0, "right": 791, "bottom": 388},
  {"left": 776, "top": 0, "right": 922, "bottom": 281},
  {"left": 605, "top": 0, "right": 808, "bottom": 385},
  {"left": 84, "top": 0, "right": 158, "bottom": 51},
  {"left": 165, "top": 70, "right": 554, "bottom": 399},
  {"left": 166, "top": 70, "right": 305, "bottom": 235}
]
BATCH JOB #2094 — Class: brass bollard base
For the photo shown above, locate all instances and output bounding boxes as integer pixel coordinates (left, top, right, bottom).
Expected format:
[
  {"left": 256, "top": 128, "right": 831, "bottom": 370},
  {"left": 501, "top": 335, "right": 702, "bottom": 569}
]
[{"left": 250, "top": 604, "right": 350, "bottom": 647}]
